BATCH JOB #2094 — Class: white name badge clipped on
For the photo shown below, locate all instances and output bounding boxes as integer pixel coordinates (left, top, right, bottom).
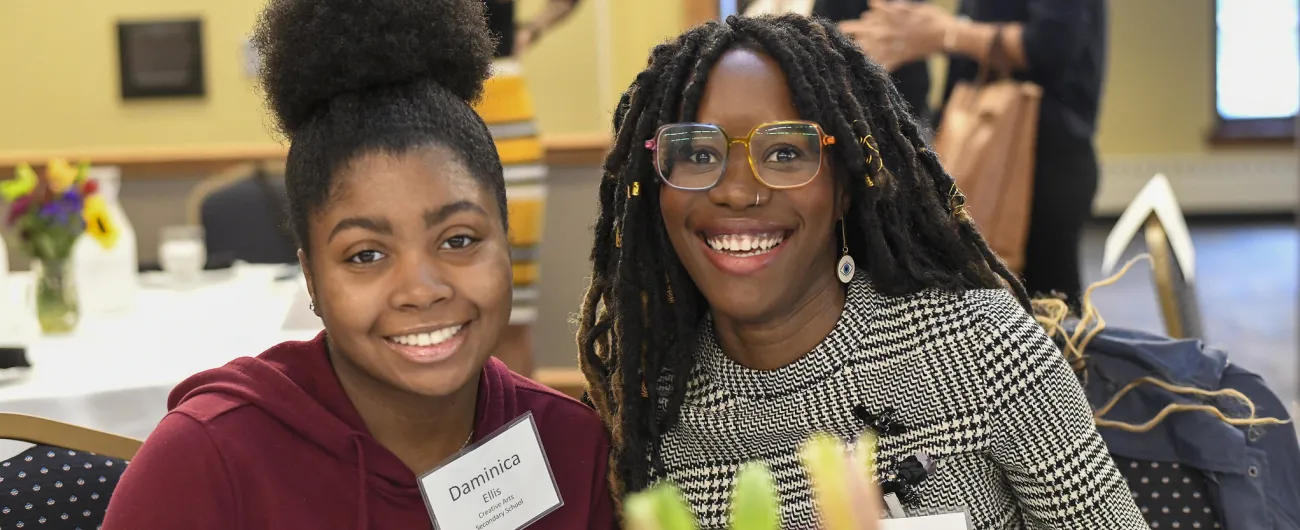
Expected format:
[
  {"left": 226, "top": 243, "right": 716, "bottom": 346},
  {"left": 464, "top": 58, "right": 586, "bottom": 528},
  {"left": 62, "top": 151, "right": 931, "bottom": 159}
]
[
  {"left": 879, "top": 510, "right": 972, "bottom": 530},
  {"left": 418, "top": 412, "right": 563, "bottom": 530}
]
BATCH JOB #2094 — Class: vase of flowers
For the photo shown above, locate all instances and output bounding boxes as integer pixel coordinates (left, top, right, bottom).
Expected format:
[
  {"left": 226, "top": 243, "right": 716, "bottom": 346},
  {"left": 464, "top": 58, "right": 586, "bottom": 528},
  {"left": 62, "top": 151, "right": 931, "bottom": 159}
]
[{"left": 1, "top": 159, "right": 118, "bottom": 334}]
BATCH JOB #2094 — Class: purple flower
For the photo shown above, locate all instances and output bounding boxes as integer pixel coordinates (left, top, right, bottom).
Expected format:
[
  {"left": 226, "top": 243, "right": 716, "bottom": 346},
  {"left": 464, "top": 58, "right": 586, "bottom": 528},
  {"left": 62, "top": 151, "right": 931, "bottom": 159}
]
[{"left": 39, "top": 192, "right": 83, "bottom": 227}]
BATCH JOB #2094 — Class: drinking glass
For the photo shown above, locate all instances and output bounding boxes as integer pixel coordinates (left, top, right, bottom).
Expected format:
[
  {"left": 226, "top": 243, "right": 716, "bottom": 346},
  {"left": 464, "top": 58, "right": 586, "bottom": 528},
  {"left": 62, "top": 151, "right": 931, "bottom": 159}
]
[{"left": 159, "top": 225, "right": 206, "bottom": 287}]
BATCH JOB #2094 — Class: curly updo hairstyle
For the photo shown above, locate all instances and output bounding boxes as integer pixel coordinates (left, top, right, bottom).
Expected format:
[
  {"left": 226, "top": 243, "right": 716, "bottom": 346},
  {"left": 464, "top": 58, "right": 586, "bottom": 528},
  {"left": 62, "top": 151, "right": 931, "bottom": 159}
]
[{"left": 251, "top": 0, "right": 508, "bottom": 250}]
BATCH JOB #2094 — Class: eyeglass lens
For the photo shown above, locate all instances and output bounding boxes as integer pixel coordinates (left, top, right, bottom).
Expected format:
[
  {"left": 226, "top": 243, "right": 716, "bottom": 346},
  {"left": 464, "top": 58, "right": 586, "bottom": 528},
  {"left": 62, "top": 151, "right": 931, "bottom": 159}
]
[{"left": 655, "top": 122, "right": 825, "bottom": 189}]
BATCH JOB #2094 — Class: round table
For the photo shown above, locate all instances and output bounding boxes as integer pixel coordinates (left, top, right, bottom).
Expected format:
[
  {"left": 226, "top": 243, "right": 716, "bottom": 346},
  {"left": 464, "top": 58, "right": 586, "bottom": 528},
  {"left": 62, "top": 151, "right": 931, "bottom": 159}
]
[{"left": 0, "top": 264, "right": 320, "bottom": 456}]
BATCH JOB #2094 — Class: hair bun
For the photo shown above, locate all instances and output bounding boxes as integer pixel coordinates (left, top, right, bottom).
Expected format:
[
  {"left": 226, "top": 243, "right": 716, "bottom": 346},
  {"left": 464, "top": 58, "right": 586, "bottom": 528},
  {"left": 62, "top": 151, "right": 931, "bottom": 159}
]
[{"left": 252, "top": 0, "right": 496, "bottom": 135}]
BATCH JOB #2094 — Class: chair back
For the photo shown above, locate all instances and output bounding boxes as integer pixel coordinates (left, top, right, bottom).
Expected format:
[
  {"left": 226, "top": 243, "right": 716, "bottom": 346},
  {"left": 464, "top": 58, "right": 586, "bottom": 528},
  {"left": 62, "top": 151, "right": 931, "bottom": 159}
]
[
  {"left": 1144, "top": 216, "right": 1205, "bottom": 339},
  {"left": 1101, "top": 174, "right": 1204, "bottom": 339},
  {"left": 1111, "top": 454, "right": 1220, "bottom": 529},
  {"left": 0, "top": 414, "right": 142, "bottom": 529},
  {"left": 196, "top": 166, "right": 297, "bottom": 266}
]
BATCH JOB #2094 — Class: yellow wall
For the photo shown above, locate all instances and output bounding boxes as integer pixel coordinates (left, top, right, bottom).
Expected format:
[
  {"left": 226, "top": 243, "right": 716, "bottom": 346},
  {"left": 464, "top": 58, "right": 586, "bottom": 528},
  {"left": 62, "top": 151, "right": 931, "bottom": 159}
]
[
  {"left": 1, "top": 0, "right": 274, "bottom": 151},
  {"left": 1096, "top": 0, "right": 1217, "bottom": 155},
  {"left": 516, "top": 0, "right": 603, "bottom": 134},
  {"left": 521, "top": 0, "right": 684, "bottom": 134},
  {"left": 931, "top": 0, "right": 1289, "bottom": 156},
  {"left": 0, "top": 0, "right": 1291, "bottom": 157},
  {"left": 606, "top": 1, "right": 685, "bottom": 119},
  {"left": 0, "top": 0, "right": 652, "bottom": 152}
]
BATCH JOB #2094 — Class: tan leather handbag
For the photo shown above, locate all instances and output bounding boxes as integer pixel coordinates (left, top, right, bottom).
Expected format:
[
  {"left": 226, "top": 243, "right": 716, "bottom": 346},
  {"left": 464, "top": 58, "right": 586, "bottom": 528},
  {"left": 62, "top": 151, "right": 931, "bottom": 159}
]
[{"left": 932, "top": 28, "right": 1042, "bottom": 273}]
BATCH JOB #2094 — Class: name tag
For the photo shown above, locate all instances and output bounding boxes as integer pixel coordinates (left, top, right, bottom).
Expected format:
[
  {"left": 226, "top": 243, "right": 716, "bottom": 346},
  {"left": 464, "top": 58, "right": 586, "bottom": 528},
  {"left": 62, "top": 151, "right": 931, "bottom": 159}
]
[
  {"left": 418, "top": 412, "right": 563, "bottom": 530},
  {"left": 880, "top": 510, "right": 972, "bottom": 530}
]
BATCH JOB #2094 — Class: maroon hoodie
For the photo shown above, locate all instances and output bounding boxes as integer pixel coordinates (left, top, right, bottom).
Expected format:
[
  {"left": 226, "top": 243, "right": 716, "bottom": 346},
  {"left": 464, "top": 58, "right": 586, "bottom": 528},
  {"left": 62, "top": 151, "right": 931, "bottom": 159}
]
[{"left": 103, "top": 333, "right": 616, "bottom": 529}]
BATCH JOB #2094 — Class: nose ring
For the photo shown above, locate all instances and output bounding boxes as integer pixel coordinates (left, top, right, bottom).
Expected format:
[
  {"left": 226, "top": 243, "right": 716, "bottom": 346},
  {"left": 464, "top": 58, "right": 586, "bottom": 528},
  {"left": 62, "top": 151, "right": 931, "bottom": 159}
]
[{"left": 754, "top": 191, "right": 761, "bottom": 207}]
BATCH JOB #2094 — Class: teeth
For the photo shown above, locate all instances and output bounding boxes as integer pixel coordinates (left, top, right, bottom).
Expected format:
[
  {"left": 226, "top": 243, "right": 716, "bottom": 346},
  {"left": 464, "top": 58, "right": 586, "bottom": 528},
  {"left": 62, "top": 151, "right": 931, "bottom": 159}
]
[
  {"left": 390, "top": 325, "right": 462, "bottom": 347},
  {"left": 705, "top": 233, "right": 784, "bottom": 255}
]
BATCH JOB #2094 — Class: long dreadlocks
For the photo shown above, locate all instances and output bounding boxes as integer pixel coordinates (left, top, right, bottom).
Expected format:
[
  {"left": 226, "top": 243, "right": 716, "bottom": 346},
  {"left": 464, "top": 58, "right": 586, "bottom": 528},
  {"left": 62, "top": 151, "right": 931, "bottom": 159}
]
[{"left": 577, "top": 14, "right": 1032, "bottom": 502}]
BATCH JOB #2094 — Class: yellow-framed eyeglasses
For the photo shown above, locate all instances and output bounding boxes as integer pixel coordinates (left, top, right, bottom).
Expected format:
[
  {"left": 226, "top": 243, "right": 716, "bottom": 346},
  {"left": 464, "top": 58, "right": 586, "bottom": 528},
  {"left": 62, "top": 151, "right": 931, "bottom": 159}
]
[{"left": 644, "top": 120, "right": 836, "bottom": 191}]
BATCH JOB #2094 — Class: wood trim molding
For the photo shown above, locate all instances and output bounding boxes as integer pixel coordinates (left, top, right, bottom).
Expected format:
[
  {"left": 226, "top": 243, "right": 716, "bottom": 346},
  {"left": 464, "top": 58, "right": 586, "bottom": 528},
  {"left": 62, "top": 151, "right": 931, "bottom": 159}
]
[
  {"left": 540, "top": 133, "right": 613, "bottom": 166},
  {"left": 0, "top": 133, "right": 611, "bottom": 178},
  {"left": 533, "top": 367, "right": 586, "bottom": 400},
  {"left": 1208, "top": 117, "right": 1298, "bottom": 146}
]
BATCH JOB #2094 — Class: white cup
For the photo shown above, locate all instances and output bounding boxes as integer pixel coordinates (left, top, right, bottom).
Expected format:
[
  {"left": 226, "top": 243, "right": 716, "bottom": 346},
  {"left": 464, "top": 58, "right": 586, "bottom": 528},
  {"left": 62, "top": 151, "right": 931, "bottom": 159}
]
[{"left": 159, "top": 225, "right": 207, "bottom": 287}]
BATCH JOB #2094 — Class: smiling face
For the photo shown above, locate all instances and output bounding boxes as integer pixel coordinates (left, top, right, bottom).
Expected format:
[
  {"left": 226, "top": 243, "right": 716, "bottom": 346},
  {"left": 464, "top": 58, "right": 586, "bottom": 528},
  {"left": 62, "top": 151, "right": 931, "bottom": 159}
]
[
  {"left": 659, "top": 47, "right": 843, "bottom": 325},
  {"left": 302, "top": 145, "right": 512, "bottom": 398}
]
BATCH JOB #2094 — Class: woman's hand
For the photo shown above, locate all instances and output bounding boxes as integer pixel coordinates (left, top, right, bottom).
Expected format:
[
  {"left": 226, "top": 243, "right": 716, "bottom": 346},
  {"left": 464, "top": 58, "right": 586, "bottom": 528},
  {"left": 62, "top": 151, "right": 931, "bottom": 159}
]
[
  {"left": 512, "top": 0, "right": 579, "bottom": 58},
  {"left": 839, "top": 0, "right": 956, "bottom": 71},
  {"left": 514, "top": 25, "right": 542, "bottom": 56}
]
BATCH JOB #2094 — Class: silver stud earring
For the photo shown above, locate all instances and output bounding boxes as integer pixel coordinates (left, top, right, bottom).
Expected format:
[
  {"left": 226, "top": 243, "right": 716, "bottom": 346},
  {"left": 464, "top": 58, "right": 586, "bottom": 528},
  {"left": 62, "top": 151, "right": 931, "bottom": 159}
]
[
  {"left": 309, "top": 301, "right": 316, "bottom": 312},
  {"left": 836, "top": 219, "right": 855, "bottom": 284}
]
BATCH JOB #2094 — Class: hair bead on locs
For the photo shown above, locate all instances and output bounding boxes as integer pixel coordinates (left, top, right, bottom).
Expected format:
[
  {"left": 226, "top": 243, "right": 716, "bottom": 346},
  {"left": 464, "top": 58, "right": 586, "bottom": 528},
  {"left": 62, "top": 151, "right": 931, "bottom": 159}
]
[
  {"left": 851, "top": 121, "right": 884, "bottom": 188},
  {"left": 614, "top": 181, "right": 642, "bottom": 249}
]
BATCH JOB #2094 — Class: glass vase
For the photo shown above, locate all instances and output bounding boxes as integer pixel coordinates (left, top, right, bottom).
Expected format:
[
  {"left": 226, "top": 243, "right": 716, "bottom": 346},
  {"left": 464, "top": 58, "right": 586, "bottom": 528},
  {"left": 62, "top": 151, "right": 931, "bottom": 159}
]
[{"left": 34, "top": 258, "right": 79, "bottom": 334}]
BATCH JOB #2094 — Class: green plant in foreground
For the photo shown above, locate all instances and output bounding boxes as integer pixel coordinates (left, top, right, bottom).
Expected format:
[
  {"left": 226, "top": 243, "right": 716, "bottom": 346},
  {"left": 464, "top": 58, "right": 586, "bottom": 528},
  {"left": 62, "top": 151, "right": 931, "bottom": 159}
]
[
  {"left": 730, "top": 463, "right": 780, "bottom": 530},
  {"left": 623, "top": 430, "right": 879, "bottom": 530},
  {"left": 624, "top": 482, "right": 698, "bottom": 530}
]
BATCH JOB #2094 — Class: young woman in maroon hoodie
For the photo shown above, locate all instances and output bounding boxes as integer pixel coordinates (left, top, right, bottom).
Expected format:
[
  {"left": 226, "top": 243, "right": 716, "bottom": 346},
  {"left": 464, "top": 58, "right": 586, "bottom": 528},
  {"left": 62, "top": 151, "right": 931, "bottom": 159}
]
[{"left": 102, "top": 0, "right": 615, "bottom": 528}]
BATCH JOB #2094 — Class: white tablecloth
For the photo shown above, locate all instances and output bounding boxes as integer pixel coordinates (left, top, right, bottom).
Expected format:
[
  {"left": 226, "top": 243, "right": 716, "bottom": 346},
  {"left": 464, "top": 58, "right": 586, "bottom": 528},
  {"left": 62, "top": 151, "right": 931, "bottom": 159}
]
[{"left": 0, "top": 264, "right": 321, "bottom": 456}]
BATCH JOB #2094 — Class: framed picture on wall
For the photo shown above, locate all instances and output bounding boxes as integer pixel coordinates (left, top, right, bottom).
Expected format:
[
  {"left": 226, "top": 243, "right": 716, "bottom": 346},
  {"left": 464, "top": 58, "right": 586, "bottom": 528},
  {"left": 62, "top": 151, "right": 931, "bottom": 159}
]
[{"left": 117, "top": 19, "right": 206, "bottom": 99}]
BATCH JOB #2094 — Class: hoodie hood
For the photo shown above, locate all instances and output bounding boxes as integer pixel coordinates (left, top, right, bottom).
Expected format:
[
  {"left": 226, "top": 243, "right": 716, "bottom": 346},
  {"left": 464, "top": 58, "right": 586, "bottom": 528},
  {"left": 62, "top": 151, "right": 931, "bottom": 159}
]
[{"left": 166, "top": 331, "right": 523, "bottom": 529}]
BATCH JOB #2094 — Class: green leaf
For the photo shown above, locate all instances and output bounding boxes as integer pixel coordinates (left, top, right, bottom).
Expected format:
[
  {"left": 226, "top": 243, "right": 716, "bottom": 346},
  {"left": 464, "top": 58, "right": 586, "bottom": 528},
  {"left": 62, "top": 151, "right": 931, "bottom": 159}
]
[
  {"left": 730, "top": 462, "right": 780, "bottom": 530},
  {"left": 651, "top": 485, "right": 699, "bottom": 530},
  {"left": 800, "top": 434, "right": 856, "bottom": 530},
  {"left": 624, "top": 484, "right": 698, "bottom": 530},
  {"left": 624, "top": 492, "right": 660, "bottom": 530}
]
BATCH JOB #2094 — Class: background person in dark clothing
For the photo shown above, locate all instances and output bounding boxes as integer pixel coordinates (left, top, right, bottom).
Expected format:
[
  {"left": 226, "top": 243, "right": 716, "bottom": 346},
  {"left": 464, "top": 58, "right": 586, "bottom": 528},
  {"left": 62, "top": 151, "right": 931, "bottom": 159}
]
[
  {"left": 816, "top": 0, "right": 935, "bottom": 125},
  {"left": 850, "top": 0, "right": 1107, "bottom": 308}
]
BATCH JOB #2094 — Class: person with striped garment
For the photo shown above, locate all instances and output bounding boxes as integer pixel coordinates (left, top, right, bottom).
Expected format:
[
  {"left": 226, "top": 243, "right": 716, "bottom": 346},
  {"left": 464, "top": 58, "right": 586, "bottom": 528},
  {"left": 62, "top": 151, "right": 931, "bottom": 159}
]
[{"left": 477, "top": 0, "right": 582, "bottom": 376}]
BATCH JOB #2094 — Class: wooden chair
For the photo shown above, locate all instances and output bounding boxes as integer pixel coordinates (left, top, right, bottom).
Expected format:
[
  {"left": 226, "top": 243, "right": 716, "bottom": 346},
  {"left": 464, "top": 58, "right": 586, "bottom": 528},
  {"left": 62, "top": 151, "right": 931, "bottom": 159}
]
[
  {"left": 0, "top": 414, "right": 142, "bottom": 528},
  {"left": 1102, "top": 174, "right": 1205, "bottom": 340},
  {"left": 183, "top": 162, "right": 259, "bottom": 227},
  {"left": 0, "top": 413, "right": 142, "bottom": 461},
  {"left": 185, "top": 161, "right": 297, "bottom": 267},
  {"left": 1143, "top": 215, "right": 1205, "bottom": 340}
]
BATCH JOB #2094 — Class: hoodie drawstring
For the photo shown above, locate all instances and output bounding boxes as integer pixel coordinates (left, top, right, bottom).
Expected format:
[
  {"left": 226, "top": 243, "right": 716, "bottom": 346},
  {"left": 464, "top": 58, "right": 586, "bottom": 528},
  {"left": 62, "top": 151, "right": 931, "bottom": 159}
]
[{"left": 350, "top": 435, "right": 369, "bottom": 529}]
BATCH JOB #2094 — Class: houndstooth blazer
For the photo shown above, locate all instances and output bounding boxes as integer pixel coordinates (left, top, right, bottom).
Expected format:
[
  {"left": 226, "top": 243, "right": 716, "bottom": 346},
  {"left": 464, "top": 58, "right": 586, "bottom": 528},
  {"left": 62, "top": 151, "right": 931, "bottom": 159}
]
[{"left": 652, "top": 275, "right": 1148, "bottom": 530}]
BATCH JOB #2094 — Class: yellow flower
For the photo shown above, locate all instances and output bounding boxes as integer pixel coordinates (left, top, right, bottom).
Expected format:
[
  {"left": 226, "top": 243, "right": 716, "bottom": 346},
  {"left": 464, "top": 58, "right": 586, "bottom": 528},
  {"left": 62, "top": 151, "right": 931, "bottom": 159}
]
[
  {"left": 82, "top": 195, "right": 119, "bottom": 249},
  {"left": 1, "top": 163, "right": 38, "bottom": 201},
  {"left": 46, "top": 158, "right": 78, "bottom": 194}
]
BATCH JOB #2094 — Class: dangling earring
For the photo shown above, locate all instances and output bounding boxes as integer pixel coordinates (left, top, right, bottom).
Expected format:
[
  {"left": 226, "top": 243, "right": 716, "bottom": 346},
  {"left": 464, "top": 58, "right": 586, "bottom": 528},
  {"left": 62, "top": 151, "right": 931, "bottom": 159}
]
[{"left": 836, "top": 219, "right": 855, "bottom": 284}]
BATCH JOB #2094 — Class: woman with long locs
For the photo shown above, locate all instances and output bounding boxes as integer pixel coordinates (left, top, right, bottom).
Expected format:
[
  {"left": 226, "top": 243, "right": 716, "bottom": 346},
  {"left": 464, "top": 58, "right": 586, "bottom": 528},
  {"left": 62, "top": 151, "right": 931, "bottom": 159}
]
[{"left": 578, "top": 14, "right": 1146, "bottom": 530}]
